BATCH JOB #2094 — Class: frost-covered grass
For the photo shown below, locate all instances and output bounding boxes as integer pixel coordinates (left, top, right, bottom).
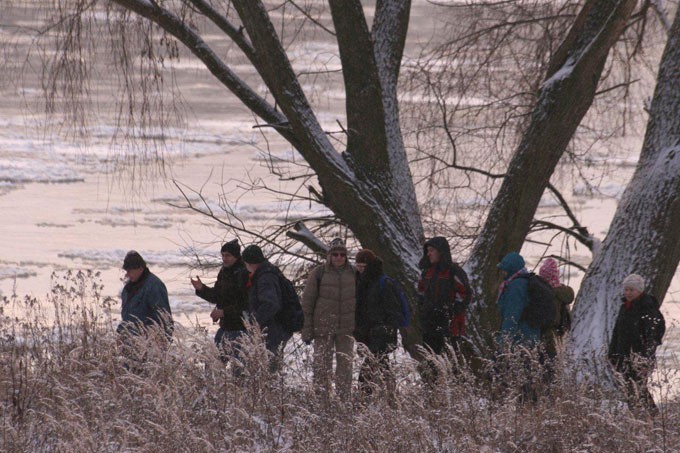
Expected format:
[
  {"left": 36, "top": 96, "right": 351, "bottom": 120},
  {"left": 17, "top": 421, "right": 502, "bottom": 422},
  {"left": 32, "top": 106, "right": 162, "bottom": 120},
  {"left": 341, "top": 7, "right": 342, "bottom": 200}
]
[{"left": 0, "top": 271, "right": 678, "bottom": 452}]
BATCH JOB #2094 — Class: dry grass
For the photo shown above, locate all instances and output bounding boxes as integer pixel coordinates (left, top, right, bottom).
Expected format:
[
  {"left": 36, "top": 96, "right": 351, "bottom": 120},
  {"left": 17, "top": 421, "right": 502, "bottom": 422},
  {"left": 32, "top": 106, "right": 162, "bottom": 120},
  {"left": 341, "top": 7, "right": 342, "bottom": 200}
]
[{"left": 0, "top": 271, "right": 678, "bottom": 452}]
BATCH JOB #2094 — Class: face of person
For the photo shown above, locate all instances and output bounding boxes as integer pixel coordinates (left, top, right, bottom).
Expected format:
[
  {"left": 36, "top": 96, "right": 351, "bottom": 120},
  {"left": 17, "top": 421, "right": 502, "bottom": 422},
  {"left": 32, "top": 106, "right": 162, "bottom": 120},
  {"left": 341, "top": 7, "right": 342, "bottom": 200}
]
[
  {"left": 427, "top": 246, "right": 440, "bottom": 265},
  {"left": 624, "top": 286, "right": 642, "bottom": 302},
  {"left": 245, "top": 262, "right": 258, "bottom": 274},
  {"left": 330, "top": 250, "right": 347, "bottom": 268},
  {"left": 355, "top": 262, "right": 367, "bottom": 274},
  {"left": 125, "top": 267, "right": 145, "bottom": 283},
  {"left": 221, "top": 251, "right": 237, "bottom": 268}
]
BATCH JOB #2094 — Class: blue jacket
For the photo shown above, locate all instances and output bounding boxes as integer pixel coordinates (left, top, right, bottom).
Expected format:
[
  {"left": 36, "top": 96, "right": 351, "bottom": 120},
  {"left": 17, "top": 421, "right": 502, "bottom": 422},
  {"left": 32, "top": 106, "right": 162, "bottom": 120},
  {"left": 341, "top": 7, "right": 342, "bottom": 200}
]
[
  {"left": 118, "top": 269, "right": 174, "bottom": 339},
  {"left": 496, "top": 252, "right": 540, "bottom": 348},
  {"left": 247, "top": 261, "right": 291, "bottom": 353}
]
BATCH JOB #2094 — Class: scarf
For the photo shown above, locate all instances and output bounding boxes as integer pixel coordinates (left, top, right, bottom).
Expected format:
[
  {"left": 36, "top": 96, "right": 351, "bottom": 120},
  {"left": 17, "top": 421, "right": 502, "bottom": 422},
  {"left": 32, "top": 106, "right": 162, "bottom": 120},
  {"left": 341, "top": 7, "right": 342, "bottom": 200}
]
[{"left": 497, "top": 268, "right": 527, "bottom": 300}]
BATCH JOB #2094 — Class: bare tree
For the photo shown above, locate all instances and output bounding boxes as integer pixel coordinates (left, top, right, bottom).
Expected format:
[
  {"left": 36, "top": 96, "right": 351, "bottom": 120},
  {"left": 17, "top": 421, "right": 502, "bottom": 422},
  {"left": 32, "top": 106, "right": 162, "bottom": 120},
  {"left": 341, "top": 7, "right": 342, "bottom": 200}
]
[
  {"left": 570, "top": 4, "right": 680, "bottom": 375},
  {"left": 18, "top": 0, "right": 675, "bottom": 362}
]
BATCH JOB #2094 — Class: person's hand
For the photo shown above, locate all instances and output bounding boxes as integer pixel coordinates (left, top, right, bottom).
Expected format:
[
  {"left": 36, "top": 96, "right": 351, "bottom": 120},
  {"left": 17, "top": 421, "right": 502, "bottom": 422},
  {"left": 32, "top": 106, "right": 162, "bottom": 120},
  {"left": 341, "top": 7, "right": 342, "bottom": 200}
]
[
  {"left": 210, "top": 308, "right": 224, "bottom": 322},
  {"left": 190, "top": 276, "right": 204, "bottom": 291}
]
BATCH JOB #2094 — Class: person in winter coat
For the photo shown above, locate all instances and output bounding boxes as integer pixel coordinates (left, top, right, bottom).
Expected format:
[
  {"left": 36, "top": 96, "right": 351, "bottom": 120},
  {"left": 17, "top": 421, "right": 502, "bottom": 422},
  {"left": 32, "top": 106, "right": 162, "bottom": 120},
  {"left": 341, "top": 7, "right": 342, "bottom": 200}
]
[
  {"left": 353, "top": 249, "right": 403, "bottom": 398},
  {"left": 418, "top": 237, "right": 471, "bottom": 354},
  {"left": 301, "top": 238, "right": 356, "bottom": 400},
  {"left": 495, "top": 252, "right": 541, "bottom": 403},
  {"left": 117, "top": 251, "right": 174, "bottom": 369},
  {"left": 118, "top": 250, "right": 174, "bottom": 340},
  {"left": 608, "top": 274, "right": 665, "bottom": 413},
  {"left": 496, "top": 252, "right": 540, "bottom": 349},
  {"left": 538, "top": 258, "right": 575, "bottom": 357},
  {"left": 242, "top": 245, "right": 291, "bottom": 366},
  {"left": 417, "top": 236, "right": 471, "bottom": 382},
  {"left": 191, "top": 239, "right": 248, "bottom": 363}
]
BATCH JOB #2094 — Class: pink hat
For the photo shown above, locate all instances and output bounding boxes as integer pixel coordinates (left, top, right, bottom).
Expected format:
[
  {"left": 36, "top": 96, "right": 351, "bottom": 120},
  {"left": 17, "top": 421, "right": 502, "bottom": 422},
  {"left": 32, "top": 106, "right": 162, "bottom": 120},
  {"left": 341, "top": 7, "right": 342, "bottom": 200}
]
[{"left": 539, "top": 258, "right": 560, "bottom": 288}]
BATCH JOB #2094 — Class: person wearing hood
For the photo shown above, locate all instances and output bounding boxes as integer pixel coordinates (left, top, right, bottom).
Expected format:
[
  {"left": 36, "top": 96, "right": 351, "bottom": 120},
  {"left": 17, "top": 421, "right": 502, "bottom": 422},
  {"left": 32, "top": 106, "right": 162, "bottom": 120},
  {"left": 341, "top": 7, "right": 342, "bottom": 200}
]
[
  {"left": 496, "top": 251, "right": 539, "bottom": 349},
  {"left": 301, "top": 238, "right": 356, "bottom": 400},
  {"left": 242, "top": 244, "right": 292, "bottom": 365},
  {"left": 538, "top": 258, "right": 574, "bottom": 359},
  {"left": 353, "top": 249, "right": 403, "bottom": 398},
  {"left": 191, "top": 239, "right": 248, "bottom": 364},
  {"left": 417, "top": 236, "right": 471, "bottom": 376},
  {"left": 608, "top": 274, "right": 665, "bottom": 413},
  {"left": 495, "top": 251, "right": 542, "bottom": 403}
]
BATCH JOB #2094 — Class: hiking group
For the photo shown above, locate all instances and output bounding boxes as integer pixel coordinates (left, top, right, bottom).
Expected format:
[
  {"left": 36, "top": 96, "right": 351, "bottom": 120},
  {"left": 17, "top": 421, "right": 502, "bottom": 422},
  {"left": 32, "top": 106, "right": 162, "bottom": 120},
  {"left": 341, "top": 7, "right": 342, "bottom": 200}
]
[{"left": 116, "top": 237, "right": 665, "bottom": 412}]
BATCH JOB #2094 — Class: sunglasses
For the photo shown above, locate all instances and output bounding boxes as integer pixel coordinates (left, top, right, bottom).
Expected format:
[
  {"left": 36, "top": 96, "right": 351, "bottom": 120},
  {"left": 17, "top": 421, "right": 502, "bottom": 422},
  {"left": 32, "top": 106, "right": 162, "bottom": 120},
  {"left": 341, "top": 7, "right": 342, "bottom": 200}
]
[{"left": 331, "top": 252, "right": 346, "bottom": 258}]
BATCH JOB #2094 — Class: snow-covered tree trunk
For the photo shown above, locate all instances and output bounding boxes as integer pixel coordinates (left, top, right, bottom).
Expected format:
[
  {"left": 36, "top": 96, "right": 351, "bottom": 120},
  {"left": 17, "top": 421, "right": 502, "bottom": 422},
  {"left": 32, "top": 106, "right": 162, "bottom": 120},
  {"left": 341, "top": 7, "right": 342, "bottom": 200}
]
[
  {"left": 465, "top": 0, "right": 637, "bottom": 349},
  {"left": 569, "top": 6, "right": 680, "bottom": 376}
]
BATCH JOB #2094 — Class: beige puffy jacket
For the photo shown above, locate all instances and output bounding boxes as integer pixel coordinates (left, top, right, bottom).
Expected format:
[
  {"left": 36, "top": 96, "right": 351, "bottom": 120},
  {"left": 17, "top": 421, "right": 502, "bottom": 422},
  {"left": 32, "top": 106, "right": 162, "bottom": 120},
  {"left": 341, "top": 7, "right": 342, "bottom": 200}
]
[{"left": 301, "top": 262, "right": 356, "bottom": 339}]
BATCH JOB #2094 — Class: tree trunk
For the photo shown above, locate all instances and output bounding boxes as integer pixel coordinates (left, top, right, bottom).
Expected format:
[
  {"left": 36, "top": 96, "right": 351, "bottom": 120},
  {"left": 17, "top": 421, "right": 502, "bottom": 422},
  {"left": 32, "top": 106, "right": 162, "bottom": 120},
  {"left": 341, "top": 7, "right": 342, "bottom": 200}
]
[
  {"left": 465, "top": 0, "right": 637, "bottom": 350},
  {"left": 569, "top": 7, "right": 680, "bottom": 376}
]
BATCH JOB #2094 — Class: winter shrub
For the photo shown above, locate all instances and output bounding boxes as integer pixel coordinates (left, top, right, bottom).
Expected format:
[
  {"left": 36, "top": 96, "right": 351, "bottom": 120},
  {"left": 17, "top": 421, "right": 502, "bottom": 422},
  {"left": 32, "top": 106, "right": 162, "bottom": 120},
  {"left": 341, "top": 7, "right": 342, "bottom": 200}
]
[{"left": 0, "top": 271, "right": 678, "bottom": 451}]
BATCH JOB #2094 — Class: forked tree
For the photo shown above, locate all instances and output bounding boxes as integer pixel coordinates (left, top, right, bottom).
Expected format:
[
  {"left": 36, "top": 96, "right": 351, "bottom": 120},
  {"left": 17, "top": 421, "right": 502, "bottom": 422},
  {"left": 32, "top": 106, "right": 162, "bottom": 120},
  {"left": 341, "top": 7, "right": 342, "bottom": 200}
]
[{"left": 23, "top": 0, "right": 679, "bottom": 364}]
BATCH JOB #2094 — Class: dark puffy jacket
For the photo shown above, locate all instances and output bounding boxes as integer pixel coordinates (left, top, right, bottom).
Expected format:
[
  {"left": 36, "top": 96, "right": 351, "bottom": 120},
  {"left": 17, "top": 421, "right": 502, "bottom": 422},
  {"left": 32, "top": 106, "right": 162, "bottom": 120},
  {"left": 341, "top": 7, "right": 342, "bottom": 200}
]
[
  {"left": 195, "top": 261, "right": 248, "bottom": 331},
  {"left": 608, "top": 293, "right": 665, "bottom": 372},
  {"left": 118, "top": 268, "right": 174, "bottom": 339},
  {"left": 418, "top": 237, "right": 471, "bottom": 342},
  {"left": 354, "top": 258, "right": 402, "bottom": 354},
  {"left": 246, "top": 261, "right": 291, "bottom": 353}
]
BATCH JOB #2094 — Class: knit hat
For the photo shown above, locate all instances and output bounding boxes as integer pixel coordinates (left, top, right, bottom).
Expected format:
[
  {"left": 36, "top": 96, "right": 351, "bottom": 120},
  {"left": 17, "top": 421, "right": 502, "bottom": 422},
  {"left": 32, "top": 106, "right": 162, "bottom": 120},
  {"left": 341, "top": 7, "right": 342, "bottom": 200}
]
[
  {"left": 122, "top": 250, "right": 146, "bottom": 270},
  {"left": 328, "top": 238, "right": 347, "bottom": 253},
  {"left": 355, "top": 249, "right": 377, "bottom": 264},
  {"left": 539, "top": 258, "right": 560, "bottom": 288},
  {"left": 241, "top": 245, "right": 266, "bottom": 264},
  {"left": 221, "top": 239, "right": 241, "bottom": 258},
  {"left": 622, "top": 274, "right": 645, "bottom": 292}
]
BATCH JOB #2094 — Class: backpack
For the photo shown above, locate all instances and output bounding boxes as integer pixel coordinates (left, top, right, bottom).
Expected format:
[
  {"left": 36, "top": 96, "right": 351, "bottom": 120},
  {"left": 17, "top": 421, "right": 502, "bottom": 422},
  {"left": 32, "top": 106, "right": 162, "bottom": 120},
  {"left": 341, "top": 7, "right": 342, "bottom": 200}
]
[
  {"left": 378, "top": 275, "right": 411, "bottom": 328},
  {"left": 274, "top": 270, "right": 304, "bottom": 334},
  {"left": 517, "top": 273, "right": 558, "bottom": 331}
]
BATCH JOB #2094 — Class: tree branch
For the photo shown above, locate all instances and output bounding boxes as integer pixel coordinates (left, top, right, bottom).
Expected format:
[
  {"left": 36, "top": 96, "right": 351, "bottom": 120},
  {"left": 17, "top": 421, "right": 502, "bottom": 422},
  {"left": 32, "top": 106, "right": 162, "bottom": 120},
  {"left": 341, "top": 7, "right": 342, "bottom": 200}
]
[
  {"left": 285, "top": 221, "right": 329, "bottom": 255},
  {"left": 327, "top": 0, "right": 389, "bottom": 175},
  {"left": 111, "top": 0, "right": 296, "bottom": 146}
]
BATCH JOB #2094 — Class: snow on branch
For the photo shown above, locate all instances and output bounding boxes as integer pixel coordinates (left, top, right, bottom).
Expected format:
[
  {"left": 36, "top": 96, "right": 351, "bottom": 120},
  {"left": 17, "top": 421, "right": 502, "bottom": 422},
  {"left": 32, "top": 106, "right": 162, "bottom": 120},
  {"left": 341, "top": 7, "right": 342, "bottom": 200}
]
[{"left": 286, "top": 222, "right": 329, "bottom": 256}]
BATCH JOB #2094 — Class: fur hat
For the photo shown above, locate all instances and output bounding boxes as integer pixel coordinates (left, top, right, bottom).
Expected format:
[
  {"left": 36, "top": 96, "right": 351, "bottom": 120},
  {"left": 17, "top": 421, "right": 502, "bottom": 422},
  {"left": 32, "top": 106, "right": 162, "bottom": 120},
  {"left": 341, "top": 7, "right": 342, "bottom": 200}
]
[
  {"left": 241, "top": 245, "right": 266, "bottom": 264},
  {"left": 622, "top": 274, "right": 645, "bottom": 292},
  {"left": 221, "top": 239, "right": 241, "bottom": 258},
  {"left": 539, "top": 258, "right": 560, "bottom": 288},
  {"left": 328, "top": 238, "right": 347, "bottom": 253},
  {"left": 122, "top": 250, "right": 146, "bottom": 270},
  {"left": 355, "top": 249, "right": 377, "bottom": 264}
]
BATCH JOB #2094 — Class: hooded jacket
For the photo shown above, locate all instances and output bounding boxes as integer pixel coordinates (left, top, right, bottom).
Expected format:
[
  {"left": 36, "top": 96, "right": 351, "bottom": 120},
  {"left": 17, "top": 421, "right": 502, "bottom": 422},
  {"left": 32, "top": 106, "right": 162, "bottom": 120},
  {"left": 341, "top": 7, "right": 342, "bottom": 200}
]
[
  {"left": 418, "top": 237, "right": 471, "bottom": 343},
  {"left": 496, "top": 252, "right": 539, "bottom": 348}
]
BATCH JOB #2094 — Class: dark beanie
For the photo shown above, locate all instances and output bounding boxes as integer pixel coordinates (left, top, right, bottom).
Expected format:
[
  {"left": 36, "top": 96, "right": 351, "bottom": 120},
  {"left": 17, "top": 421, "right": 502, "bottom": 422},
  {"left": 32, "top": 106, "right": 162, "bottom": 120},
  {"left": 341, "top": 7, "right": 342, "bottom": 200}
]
[
  {"left": 122, "top": 250, "right": 146, "bottom": 270},
  {"left": 355, "top": 249, "right": 377, "bottom": 264},
  {"left": 241, "top": 245, "right": 266, "bottom": 264},
  {"left": 221, "top": 239, "right": 241, "bottom": 258}
]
